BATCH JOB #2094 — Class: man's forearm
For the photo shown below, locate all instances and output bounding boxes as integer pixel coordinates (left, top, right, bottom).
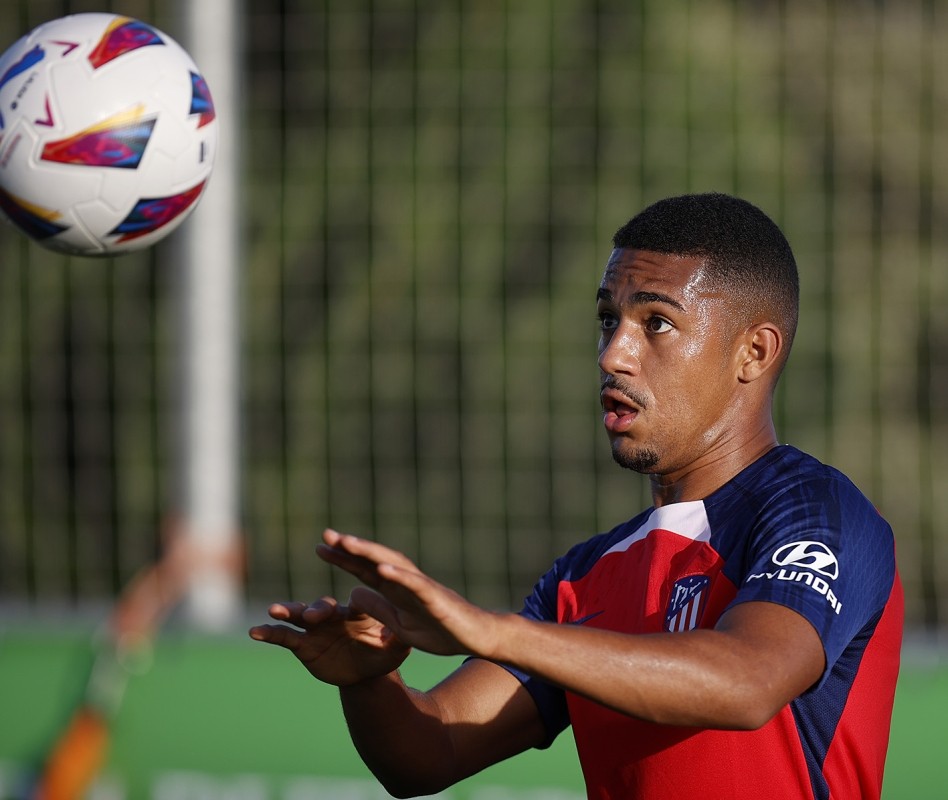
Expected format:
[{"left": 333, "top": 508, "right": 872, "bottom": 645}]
[
  {"left": 340, "top": 670, "right": 457, "bottom": 798},
  {"left": 484, "top": 602, "right": 824, "bottom": 730}
]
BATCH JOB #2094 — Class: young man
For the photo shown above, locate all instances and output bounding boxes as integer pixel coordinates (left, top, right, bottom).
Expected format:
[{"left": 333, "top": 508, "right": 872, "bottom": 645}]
[{"left": 251, "top": 193, "right": 903, "bottom": 799}]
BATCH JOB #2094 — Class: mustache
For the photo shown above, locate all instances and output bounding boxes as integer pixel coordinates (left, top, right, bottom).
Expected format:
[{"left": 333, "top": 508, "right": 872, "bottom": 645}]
[{"left": 600, "top": 375, "right": 649, "bottom": 410}]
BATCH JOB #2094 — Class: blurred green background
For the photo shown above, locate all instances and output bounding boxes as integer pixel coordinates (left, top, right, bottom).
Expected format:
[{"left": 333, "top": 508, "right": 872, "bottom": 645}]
[{"left": 1, "top": 0, "right": 946, "bottom": 797}]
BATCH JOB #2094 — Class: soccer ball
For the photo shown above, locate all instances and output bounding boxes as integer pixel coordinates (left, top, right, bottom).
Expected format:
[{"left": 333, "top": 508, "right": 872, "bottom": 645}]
[{"left": 0, "top": 13, "right": 217, "bottom": 256}]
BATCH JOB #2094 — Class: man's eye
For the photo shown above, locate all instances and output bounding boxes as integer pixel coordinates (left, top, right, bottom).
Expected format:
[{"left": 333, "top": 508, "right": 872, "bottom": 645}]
[
  {"left": 646, "top": 316, "right": 673, "bottom": 334},
  {"left": 598, "top": 312, "right": 618, "bottom": 331}
]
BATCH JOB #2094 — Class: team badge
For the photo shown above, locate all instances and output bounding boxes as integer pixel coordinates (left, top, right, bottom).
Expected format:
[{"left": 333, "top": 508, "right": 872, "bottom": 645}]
[{"left": 665, "top": 575, "right": 709, "bottom": 632}]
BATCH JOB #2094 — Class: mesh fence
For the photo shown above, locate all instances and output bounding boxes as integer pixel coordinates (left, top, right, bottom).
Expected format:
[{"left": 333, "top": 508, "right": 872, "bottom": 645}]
[{"left": 1, "top": 0, "right": 946, "bottom": 628}]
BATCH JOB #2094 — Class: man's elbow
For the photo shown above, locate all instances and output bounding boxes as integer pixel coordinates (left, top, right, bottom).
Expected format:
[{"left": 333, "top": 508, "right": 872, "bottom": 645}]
[
  {"left": 379, "top": 783, "right": 423, "bottom": 800},
  {"left": 726, "top": 700, "right": 782, "bottom": 731},
  {"left": 371, "top": 767, "right": 454, "bottom": 799},
  {"left": 717, "top": 681, "right": 801, "bottom": 731}
]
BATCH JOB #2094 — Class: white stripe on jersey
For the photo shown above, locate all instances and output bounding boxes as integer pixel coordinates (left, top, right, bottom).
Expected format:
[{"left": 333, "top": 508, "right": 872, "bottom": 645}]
[{"left": 603, "top": 500, "right": 712, "bottom": 558}]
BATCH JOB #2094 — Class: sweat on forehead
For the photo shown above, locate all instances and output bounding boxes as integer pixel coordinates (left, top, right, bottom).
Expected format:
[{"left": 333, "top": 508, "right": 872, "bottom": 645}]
[{"left": 600, "top": 249, "right": 713, "bottom": 301}]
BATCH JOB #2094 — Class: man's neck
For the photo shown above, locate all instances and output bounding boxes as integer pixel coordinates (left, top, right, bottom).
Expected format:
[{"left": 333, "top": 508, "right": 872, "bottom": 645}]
[{"left": 649, "top": 429, "right": 779, "bottom": 507}]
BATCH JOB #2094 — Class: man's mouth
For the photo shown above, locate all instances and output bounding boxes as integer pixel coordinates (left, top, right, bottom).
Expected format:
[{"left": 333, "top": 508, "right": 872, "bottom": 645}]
[{"left": 600, "top": 387, "right": 642, "bottom": 434}]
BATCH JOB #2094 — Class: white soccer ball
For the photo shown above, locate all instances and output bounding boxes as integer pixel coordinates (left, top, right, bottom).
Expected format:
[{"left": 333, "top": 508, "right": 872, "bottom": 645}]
[{"left": 0, "top": 13, "right": 217, "bottom": 256}]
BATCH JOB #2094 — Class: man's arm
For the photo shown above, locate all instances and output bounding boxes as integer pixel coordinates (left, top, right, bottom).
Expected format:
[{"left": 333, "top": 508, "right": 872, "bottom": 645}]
[
  {"left": 252, "top": 528, "right": 825, "bottom": 797},
  {"left": 319, "top": 528, "right": 826, "bottom": 731},
  {"left": 249, "top": 595, "right": 548, "bottom": 798},
  {"left": 488, "top": 600, "right": 823, "bottom": 729},
  {"left": 339, "top": 659, "right": 547, "bottom": 797}
]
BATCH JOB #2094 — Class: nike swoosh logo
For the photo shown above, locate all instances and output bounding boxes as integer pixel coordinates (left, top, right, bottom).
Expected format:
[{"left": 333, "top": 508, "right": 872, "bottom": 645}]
[{"left": 568, "top": 610, "right": 605, "bottom": 626}]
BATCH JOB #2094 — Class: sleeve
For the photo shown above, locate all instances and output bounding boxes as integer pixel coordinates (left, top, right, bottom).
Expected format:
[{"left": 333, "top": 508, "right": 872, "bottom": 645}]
[
  {"left": 494, "top": 558, "right": 572, "bottom": 748},
  {"left": 727, "top": 473, "right": 897, "bottom": 684}
]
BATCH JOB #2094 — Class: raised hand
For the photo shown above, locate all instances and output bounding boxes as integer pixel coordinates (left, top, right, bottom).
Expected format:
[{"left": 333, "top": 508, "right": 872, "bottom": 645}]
[
  {"left": 249, "top": 595, "right": 411, "bottom": 687},
  {"left": 316, "top": 529, "right": 501, "bottom": 660}
]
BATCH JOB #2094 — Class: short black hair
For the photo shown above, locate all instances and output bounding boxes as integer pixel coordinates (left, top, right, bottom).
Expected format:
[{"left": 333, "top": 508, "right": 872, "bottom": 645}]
[{"left": 612, "top": 192, "right": 799, "bottom": 368}]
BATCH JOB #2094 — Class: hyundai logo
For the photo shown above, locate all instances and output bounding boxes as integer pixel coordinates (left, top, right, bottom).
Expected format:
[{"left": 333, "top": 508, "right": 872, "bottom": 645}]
[{"left": 772, "top": 541, "right": 840, "bottom": 580}]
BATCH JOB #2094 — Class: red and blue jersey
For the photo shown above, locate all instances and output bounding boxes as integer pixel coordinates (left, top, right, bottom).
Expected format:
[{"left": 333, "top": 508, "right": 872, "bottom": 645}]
[{"left": 506, "top": 445, "right": 903, "bottom": 799}]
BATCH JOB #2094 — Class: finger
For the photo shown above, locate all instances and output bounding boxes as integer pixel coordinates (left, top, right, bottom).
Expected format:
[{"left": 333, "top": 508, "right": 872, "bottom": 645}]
[
  {"left": 248, "top": 623, "right": 303, "bottom": 651},
  {"left": 348, "top": 587, "right": 392, "bottom": 619},
  {"left": 348, "top": 586, "right": 399, "bottom": 632},
  {"left": 322, "top": 529, "right": 419, "bottom": 572},
  {"left": 317, "top": 546, "right": 425, "bottom": 599},
  {"left": 267, "top": 601, "right": 308, "bottom": 623},
  {"left": 316, "top": 543, "right": 383, "bottom": 588},
  {"left": 301, "top": 597, "right": 346, "bottom": 626},
  {"left": 373, "top": 561, "right": 442, "bottom": 607},
  {"left": 267, "top": 598, "right": 346, "bottom": 628}
]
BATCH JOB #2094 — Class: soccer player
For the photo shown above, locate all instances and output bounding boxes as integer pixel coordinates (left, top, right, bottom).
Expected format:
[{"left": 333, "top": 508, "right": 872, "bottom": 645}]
[{"left": 250, "top": 193, "right": 903, "bottom": 799}]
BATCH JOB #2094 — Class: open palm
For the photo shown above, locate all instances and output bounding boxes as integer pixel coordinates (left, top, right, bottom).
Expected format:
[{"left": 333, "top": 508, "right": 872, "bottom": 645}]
[{"left": 250, "top": 598, "right": 411, "bottom": 687}]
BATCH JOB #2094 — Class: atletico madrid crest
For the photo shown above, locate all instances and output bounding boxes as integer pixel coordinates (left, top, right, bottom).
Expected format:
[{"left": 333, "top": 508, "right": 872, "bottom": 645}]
[{"left": 665, "top": 575, "right": 709, "bottom": 632}]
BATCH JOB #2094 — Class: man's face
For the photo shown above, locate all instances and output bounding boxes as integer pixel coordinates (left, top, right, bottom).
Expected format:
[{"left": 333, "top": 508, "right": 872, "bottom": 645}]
[{"left": 597, "top": 248, "right": 744, "bottom": 476}]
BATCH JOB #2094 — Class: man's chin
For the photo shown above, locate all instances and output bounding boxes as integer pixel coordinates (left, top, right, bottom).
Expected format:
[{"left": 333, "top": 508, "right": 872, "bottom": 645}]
[{"left": 611, "top": 444, "right": 660, "bottom": 473}]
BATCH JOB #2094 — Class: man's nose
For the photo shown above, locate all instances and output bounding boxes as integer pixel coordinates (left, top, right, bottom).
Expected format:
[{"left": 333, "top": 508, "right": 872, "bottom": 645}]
[{"left": 598, "top": 326, "right": 641, "bottom": 377}]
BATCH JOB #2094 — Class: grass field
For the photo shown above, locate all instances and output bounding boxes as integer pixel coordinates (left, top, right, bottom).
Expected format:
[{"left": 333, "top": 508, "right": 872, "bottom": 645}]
[{"left": 0, "top": 626, "right": 944, "bottom": 798}]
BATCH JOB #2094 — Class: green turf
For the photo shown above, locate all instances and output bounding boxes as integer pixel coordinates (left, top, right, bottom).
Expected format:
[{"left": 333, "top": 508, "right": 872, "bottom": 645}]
[
  {"left": 0, "top": 628, "right": 944, "bottom": 798},
  {"left": 883, "top": 654, "right": 948, "bottom": 799}
]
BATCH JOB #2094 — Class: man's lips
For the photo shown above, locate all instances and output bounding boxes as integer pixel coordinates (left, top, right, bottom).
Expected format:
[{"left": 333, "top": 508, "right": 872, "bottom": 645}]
[{"left": 600, "top": 387, "right": 641, "bottom": 434}]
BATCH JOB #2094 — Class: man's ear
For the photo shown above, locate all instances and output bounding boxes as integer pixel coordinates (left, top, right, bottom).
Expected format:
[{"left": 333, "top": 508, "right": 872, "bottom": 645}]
[{"left": 737, "top": 322, "right": 783, "bottom": 384}]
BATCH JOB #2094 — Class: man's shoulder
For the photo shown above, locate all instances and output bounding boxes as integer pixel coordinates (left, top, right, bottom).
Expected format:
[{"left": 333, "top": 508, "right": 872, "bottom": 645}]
[
  {"left": 706, "top": 445, "right": 894, "bottom": 565},
  {"left": 718, "top": 445, "right": 875, "bottom": 510}
]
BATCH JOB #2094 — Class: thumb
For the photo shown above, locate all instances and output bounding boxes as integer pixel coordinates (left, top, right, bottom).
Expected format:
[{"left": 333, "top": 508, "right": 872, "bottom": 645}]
[{"left": 349, "top": 586, "right": 399, "bottom": 631}]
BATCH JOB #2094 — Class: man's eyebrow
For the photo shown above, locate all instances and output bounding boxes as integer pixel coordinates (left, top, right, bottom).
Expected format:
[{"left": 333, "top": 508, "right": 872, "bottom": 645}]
[{"left": 596, "top": 287, "right": 686, "bottom": 313}]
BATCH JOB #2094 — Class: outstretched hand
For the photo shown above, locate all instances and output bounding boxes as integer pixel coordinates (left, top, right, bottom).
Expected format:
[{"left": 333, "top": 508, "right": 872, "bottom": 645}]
[
  {"left": 316, "top": 528, "right": 500, "bottom": 660},
  {"left": 248, "top": 595, "right": 411, "bottom": 687},
  {"left": 250, "top": 529, "right": 502, "bottom": 685}
]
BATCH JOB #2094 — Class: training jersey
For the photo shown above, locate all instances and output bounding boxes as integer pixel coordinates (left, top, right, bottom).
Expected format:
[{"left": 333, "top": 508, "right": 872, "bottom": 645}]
[{"left": 504, "top": 445, "right": 903, "bottom": 800}]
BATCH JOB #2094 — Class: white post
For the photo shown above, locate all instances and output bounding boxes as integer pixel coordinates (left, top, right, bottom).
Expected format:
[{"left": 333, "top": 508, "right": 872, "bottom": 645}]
[{"left": 176, "top": 0, "right": 243, "bottom": 630}]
